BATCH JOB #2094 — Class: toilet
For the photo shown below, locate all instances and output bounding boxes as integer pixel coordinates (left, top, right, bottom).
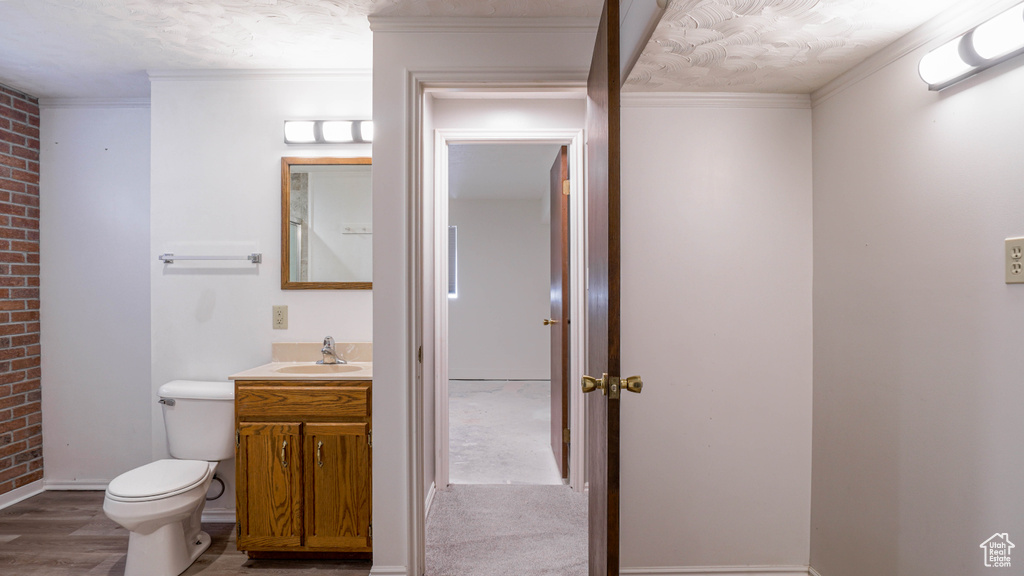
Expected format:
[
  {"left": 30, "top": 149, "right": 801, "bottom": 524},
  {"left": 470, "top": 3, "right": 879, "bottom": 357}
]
[{"left": 103, "top": 380, "right": 235, "bottom": 576}]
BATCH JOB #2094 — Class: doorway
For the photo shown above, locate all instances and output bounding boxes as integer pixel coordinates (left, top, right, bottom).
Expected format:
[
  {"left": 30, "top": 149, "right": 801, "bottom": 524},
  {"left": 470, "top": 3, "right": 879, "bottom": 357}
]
[
  {"left": 446, "top": 142, "right": 564, "bottom": 486},
  {"left": 431, "top": 129, "right": 587, "bottom": 495}
]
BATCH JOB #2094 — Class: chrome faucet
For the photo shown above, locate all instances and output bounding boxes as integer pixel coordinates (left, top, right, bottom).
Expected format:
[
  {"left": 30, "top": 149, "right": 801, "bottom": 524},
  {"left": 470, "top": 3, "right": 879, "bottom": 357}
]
[{"left": 317, "top": 336, "right": 346, "bottom": 365}]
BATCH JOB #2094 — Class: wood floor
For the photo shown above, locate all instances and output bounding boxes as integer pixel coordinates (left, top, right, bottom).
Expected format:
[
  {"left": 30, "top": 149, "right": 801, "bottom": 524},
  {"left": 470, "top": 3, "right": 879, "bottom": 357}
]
[{"left": 0, "top": 490, "right": 372, "bottom": 575}]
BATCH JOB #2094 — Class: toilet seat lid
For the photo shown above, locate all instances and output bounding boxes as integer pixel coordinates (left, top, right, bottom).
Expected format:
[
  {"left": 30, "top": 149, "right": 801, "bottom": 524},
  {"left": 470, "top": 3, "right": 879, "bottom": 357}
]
[{"left": 107, "top": 459, "right": 210, "bottom": 500}]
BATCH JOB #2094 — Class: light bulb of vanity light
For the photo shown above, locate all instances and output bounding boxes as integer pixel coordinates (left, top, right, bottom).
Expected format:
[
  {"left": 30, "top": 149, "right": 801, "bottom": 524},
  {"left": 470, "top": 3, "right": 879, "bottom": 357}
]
[
  {"left": 919, "top": 35, "right": 975, "bottom": 87},
  {"left": 321, "top": 120, "right": 356, "bottom": 143},
  {"left": 357, "top": 121, "right": 374, "bottom": 143},
  {"left": 972, "top": 3, "right": 1024, "bottom": 60},
  {"left": 284, "top": 121, "right": 317, "bottom": 144}
]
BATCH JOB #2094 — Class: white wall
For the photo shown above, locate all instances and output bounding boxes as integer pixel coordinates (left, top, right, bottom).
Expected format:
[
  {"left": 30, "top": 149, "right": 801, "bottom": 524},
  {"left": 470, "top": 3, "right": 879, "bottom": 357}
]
[
  {"left": 448, "top": 197, "right": 550, "bottom": 381},
  {"left": 372, "top": 19, "right": 594, "bottom": 572},
  {"left": 150, "top": 73, "right": 373, "bottom": 513},
  {"left": 40, "top": 105, "right": 153, "bottom": 487},
  {"left": 810, "top": 3, "right": 1024, "bottom": 575},
  {"left": 620, "top": 96, "right": 813, "bottom": 569}
]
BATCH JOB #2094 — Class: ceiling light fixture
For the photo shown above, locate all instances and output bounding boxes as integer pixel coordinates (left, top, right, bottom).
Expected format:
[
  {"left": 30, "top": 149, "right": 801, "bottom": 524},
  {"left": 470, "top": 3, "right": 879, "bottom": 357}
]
[
  {"left": 284, "top": 120, "right": 373, "bottom": 144},
  {"left": 919, "top": 2, "right": 1024, "bottom": 90}
]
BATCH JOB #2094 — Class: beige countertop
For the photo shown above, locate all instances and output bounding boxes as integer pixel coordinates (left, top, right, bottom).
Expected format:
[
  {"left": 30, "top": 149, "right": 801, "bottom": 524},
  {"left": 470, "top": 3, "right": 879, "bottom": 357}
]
[
  {"left": 229, "top": 360, "right": 372, "bottom": 381},
  {"left": 230, "top": 341, "right": 373, "bottom": 381}
]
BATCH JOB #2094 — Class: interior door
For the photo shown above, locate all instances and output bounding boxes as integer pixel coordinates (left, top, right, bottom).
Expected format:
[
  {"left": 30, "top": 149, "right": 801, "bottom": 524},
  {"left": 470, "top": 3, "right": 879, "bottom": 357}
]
[
  {"left": 586, "top": 1, "right": 624, "bottom": 575},
  {"left": 549, "top": 145, "right": 570, "bottom": 479}
]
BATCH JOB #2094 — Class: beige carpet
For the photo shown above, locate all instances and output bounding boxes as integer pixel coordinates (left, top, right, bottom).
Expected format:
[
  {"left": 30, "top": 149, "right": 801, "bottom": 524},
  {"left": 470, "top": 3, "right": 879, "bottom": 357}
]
[{"left": 425, "top": 484, "right": 587, "bottom": 576}]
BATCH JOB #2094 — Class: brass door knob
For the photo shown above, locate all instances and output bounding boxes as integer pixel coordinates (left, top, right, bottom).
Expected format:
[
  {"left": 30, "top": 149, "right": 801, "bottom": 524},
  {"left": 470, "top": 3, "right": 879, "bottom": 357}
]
[
  {"left": 543, "top": 318, "right": 559, "bottom": 325},
  {"left": 581, "top": 374, "right": 606, "bottom": 394}
]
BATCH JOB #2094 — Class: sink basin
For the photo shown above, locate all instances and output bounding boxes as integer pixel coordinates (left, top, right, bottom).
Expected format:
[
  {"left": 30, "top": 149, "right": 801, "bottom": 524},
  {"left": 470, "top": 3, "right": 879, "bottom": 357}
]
[{"left": 274, "top": 364, "right": 363, "bottom": 375}]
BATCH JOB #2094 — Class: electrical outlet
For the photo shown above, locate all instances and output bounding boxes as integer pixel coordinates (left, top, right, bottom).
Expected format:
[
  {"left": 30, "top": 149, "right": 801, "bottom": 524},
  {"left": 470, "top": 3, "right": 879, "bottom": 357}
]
[
  {"left": 1006, "top": 238, "right": 1024, "bottom": 284},
  {"left": 273, "top": 305, "right": 288, "bottom": 329}
]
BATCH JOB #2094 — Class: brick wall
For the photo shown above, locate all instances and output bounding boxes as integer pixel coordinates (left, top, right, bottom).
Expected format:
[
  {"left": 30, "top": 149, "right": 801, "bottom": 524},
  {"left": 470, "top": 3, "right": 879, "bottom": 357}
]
[{"left": 0, "top": 84, "right": 41, "bottom": 496}]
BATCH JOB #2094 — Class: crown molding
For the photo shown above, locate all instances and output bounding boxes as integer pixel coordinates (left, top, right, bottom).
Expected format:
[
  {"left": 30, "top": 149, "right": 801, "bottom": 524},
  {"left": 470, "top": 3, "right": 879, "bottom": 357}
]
[
  {"left": 621, "top": 91, "right": 811, "bottom": 109},
  {"left": 147, "top": 69, "right": 371, "bottom": 83},
  {"left": 39, "top": 97, "right": 150, "bottom": 109},
  {"left": 368, "top": 16, "right": 598, "bottom": 33},
  {"left": 812, "top": 0, "right": 1022, "bottom": 106}
]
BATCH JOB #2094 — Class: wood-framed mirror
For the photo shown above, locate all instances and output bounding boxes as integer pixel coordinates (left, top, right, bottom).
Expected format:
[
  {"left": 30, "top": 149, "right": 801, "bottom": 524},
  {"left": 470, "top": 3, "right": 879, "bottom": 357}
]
[{"left": 281, "top": 157, "right": 372, "bottom": 289}]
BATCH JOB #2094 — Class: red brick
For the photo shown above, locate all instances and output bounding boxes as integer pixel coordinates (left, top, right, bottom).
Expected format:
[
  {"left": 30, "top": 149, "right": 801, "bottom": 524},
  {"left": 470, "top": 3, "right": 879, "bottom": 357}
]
[
  {"left": 10, "top": 194, "right": 38, "bottom": 208},
  {"left": 11, "top": 357, "right": 37, "bottom": 370},
  {"left": 0, "top": 179, "right": 25, "bottom": 194},
  {"left": 11, "top": 335, "right": 37, "bottom": 347},
  {"left": 0, "top": 325, "right": 24, "bottom": 337},
  {"left": 10, "top": 311, "right": 37, "bottom": 322},
  {"left": 13, "top": 470, "right": 42, "bottom": 487},
  {"left": 13, "top": 425, "right": 40, "bottom": 442},
  {"left": 0, "top": 441, "right": 27, "bottom": 459},
  {"left": 11, "top": 380, "right": 37, "bottom": 394},
  {"left": 0, "top": 463, "right": 28, "bottom": 483},
  {"left": 0, "top": 203, "right": 25, "bottom": 217},
  {"left": 0, "top": 417, "right": 25, "bottom": 434},
  {"left": 10, "top": 146, "right": 38, "bottom": 162},
  {"left": 0, "top": 252, "right": 24, "bottom": 263},
  {"left": 0, "top": 155, "right": 25, "bottom": 170},
  {"left": 10, "top": 241, "right": 36, "bottom": 253},
  {"left": 10, "top": 265, "right": 38, "bottom": 276}
]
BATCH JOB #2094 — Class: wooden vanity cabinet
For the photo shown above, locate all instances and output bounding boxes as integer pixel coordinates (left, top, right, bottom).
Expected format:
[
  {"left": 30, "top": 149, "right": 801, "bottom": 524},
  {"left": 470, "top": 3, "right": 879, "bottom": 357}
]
[{"left": 234, "top": 380, "right": 371, "bottom": 556}]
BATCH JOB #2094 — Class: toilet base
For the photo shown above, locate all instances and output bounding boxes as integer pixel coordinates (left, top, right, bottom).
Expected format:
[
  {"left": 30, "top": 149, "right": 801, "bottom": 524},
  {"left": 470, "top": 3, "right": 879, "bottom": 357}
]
[{"left": 124, "top": 524, "right": 211, "bottom": 576}]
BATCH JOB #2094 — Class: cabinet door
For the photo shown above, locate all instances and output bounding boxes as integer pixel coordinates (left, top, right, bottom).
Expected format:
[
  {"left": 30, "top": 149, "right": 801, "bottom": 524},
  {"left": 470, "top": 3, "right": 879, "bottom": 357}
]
[
  {"left": 304, "top": 422, "right": 371, "bottom": 550},
  {"left": 237, "top": 422, "right": 303, "bottom": 549}
]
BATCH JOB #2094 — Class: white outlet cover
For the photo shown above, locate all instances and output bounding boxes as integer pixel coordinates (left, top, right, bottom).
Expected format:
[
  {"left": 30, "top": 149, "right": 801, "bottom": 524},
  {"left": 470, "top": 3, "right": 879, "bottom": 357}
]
[{"left": 1006, "top": 237, "right": 1024, "bottom": 284}]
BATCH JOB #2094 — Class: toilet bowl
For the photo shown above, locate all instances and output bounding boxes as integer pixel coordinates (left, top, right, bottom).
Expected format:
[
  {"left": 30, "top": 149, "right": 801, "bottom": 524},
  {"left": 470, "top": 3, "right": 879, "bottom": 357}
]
[
  {"left": 103, "top": 460, "right": 217, "bottom": 576},
  {"left": 104, "top": 380, "right": 234, "bottom": 576}
]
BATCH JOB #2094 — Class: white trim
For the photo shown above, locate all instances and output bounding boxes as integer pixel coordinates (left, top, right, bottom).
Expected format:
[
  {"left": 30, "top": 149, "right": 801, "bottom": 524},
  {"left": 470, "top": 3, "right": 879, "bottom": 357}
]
[
  {"left": 42, "top": 480, "right": 110, "bottom": 490},
  {"left": 811, "top": 0, "right": 1022, "bottom": 105},
  {"left": 39, "top": 98, "right": 150, "bottom": 109},
  {"left": 0, "top": 480, "right": 44, "bottom": 510},
  {"left": 424, "top": 481, "right": 437, "bottom": 519},
  {"left": 808, "top": 567, "right": 823, "bottom": 576},
  {"left": 147, "top": 69, "right": 371, "bottom": 82},
  {"left": 621, "top": 567, "right": 811, "bottom": 576},
  {"left": 369, "top": 566, "right": 410, "bottom": 576},
  {"left": 369, "top": 16, "right": 598, "bottom": 33},
  {"left": 621, "top": 92, "right": 811, "bottom": 109},
  {"left": 201, "top": 509, "right": 236, "bottom": 523}
]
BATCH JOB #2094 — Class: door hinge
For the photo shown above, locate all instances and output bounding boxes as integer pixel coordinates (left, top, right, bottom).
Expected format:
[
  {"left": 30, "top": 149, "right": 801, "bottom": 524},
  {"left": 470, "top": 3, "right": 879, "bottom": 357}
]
[
  {"left": 369, "top": 523, "right": 373, "bottom": 540},
  {"left": 368, "top": 429, "right": 372, "bottom": 448},
  {"left": 562, "top": 428, "right": 570, "bottom": 445},
  {"left": 562, "top": 179, "right": 570, "bottom": 196},
  {"left": 235, "top": 429, "right": 239, "bottom": 447},
  {"left": 417, "top": 345, "right": 423, "bottom": 363},
  {"left": 237, "top": 522, "right": 241, "bottom": 537}
]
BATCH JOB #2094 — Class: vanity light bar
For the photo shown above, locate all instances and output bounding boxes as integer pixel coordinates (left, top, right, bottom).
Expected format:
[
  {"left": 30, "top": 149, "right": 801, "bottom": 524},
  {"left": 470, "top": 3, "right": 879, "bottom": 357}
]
[
  {"left": 919, "top": 2, "right": 1024, "bottom": 90},
  {"left": 284, "top": 120, "right": 373, "bottom": 144}
]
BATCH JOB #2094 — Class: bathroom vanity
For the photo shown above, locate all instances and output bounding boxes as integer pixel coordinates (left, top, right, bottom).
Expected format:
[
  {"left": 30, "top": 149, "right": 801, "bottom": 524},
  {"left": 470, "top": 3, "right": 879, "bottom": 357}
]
[{"left": 230, "top": 343, "right": 372, "bottom": 558}]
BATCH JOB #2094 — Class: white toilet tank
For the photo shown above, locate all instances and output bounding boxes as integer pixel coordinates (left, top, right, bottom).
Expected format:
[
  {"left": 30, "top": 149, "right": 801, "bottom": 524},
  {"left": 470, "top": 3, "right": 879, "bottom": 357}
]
[{"left": 158, "top": 380, "right": 235, "bottom": 461}]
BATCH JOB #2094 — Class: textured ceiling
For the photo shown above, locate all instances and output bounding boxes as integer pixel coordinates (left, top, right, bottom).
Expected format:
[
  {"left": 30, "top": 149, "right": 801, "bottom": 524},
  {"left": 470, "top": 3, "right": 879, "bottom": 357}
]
[
  {"left": 0, "top": 0, "right": 962, "bottom": 100},
  {"left": 625, "top": 0, "right": 962, "bottom": 93}
]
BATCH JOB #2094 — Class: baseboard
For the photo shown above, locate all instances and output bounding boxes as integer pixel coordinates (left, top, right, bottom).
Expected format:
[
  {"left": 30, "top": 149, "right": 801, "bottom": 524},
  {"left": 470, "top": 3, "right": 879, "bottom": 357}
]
[
  {"left": 369, "top": 566, "right": 408, "bottom": 576},
  {"left": 622, "top": 567, "right": 811, "bottom": 576},
  {"left": 201, "top": 509, "right": 236, "bottom": 524},
  {"left": 42, "top": 480, "right": 110, "bottom": 490},
  {"left": 0, "top": 480, "right": 44, "bottom": 510},
  {"left": 808, "top": 568, "right": 823, "bottom": 576},
  {"left": 425, "top": 481, "right": 436, "bottom": 518}
]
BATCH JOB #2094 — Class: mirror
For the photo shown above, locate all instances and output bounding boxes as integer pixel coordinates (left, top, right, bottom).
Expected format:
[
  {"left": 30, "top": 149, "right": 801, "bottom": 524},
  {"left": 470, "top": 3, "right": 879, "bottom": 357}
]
[{"left": 282, "top": 157, "right": 372, "bottom": 289}]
